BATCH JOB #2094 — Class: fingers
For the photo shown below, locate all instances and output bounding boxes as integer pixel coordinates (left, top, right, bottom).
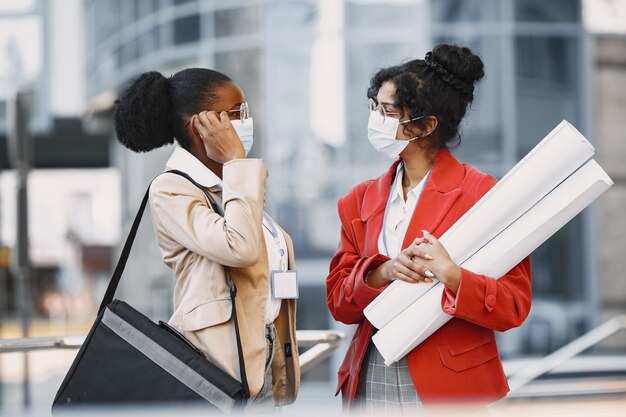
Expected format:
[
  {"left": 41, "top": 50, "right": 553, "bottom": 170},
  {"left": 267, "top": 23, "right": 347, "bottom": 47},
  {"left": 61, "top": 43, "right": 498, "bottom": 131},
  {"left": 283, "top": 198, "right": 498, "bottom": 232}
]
[
  {"left": 421, "top": 230, "right": 439, "bottom": 245},
  {"left": 194, "top": 112, "right": 211, "bottom": 138},
  {"left": 423, "top": 269, "right": 435, "bottom": 278},
  {"left": 394, "top": 256, "right": 422, "bottom": 282},
  {"left": 190, "top": 111, "right": 244, "bottom": 163},
  {"left": 192, "top": 115, "right": 208, "bottom": 139},
  {"left": 392, "top": 269, "right": 434, "bottom": 284},
  {"left": 392, "top": 263, "right": 424, "bottom": 283},
  {"left": 196, "top": 110, "right": 209, "bottom": 127},
  {"left": 193, "top": 111, "right": 231, "bottom": 141},
  {"left": 404, "top": 244, "right": 433, "bottom": 261},
  {"left": 393, "top": 271, "right": 424, "bottom": 284},
  {"left": 395, "top": 254, "right": 434, "bottom": 283},
  {"left": 195, "top": 111, "right": 222, "bottom": 130},
  {"left": 206, "top": 111, "right": 221, "bottom": 126},
  {"left": 218, "top": 111, "right": 231, "bottom": 125},
  {"left": 410, "top": 261, "right": 435, "bottom": 281}
]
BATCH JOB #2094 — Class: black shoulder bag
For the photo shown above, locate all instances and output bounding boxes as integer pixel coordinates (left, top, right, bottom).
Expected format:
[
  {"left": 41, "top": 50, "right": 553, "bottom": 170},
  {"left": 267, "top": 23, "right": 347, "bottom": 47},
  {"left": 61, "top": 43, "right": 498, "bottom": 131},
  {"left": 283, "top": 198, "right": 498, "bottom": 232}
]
[{"left": 52, "top": 170, "right": 250, "bottom": 414}]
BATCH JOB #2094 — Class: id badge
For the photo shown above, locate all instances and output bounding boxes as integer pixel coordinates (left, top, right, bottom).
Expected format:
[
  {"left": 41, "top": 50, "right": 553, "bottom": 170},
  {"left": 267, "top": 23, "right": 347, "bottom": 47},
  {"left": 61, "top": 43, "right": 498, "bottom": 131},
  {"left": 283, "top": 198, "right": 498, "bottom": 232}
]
[{"left": 271, "top": 270, "right": 299, "bottom": 299}]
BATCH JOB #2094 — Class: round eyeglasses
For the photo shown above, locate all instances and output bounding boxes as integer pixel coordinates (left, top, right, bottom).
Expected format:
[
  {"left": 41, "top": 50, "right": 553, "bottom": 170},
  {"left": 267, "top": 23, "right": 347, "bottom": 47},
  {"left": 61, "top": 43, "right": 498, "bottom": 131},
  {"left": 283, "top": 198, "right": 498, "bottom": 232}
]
[
  {"left": 368, "top": 98, "right": 402, "bottom": 120},
  {"left": 368, "top": 98, "right": 427, "bottom": 125}
]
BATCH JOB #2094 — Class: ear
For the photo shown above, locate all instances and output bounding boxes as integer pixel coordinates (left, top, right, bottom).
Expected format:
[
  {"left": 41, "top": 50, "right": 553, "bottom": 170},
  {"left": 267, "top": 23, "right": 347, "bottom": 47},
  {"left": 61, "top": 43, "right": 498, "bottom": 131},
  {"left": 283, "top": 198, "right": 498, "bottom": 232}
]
[
  {"left": 187, "top": 115, "right": 203, "bottom": 142},
  {"left": 421, "top": 116, "right": 438, "bottom": 137},
  {"left": 401, "top": 116, "right": 438, "bottom": 139}
]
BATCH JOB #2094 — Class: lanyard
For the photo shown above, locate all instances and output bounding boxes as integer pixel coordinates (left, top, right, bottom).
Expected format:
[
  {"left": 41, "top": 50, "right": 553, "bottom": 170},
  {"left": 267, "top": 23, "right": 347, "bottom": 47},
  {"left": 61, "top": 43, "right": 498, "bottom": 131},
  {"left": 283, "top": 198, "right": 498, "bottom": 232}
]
[
  {"left": 262, "top": 213, "right": 287, "bottom": 271},
  {"left": 381, "top": 163, "right": 431, "bottom": 257}
]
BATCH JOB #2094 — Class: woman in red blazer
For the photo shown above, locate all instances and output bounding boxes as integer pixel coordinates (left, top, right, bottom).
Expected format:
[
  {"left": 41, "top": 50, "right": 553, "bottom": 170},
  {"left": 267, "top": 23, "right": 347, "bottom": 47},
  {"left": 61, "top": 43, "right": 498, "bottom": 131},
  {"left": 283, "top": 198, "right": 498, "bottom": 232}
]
[{"left": 326, "top": 44, "right": 532, "bottom": 411}]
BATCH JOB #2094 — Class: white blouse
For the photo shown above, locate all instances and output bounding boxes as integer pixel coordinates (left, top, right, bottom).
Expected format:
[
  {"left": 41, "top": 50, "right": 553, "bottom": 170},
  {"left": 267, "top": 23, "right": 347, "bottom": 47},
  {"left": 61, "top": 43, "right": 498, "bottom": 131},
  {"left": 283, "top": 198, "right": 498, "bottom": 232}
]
[{"left": 378, "top": 162, "right": 431, "bottom": 258}]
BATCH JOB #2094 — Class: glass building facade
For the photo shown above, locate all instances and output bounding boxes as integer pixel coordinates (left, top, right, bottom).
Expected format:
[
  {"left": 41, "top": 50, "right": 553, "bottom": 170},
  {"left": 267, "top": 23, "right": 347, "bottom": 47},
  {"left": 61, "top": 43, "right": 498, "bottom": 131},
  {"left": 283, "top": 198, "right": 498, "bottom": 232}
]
[
  {"left": 0, "top": 0, "right": 49, "bottom": 136},
  {"left": 84, "top": 0, "right": 593, "bottom": 382}
]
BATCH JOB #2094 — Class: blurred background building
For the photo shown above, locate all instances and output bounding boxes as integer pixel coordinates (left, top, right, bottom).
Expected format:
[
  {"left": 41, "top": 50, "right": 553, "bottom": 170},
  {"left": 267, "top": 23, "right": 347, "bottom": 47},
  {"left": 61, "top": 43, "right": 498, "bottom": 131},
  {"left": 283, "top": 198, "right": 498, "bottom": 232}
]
[{"left": 0, "top": 0, "right": 625, "bottom": 412}]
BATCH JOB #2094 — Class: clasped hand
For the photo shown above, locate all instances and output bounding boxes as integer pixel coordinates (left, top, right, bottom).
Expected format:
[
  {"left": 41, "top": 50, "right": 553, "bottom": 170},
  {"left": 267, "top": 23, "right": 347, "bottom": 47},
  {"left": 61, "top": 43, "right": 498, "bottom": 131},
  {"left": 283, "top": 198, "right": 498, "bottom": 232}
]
[{"left": 371, "top": 231, "right": 462, "bottom": 293}]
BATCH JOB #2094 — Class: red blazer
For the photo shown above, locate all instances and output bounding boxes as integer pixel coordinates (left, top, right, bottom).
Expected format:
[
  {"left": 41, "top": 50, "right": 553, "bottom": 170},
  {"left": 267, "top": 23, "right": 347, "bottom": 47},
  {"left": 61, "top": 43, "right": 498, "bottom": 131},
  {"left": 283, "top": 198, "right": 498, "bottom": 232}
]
[{"left": 326, "top": 147, "right": 532, "bottom": 404}]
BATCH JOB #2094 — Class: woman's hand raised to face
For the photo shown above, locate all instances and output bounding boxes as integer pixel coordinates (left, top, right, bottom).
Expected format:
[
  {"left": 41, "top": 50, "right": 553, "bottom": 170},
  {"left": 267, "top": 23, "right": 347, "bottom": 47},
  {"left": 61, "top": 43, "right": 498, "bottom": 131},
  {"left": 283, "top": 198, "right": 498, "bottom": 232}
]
[{"left": 192, "top": 111, "right": 245, "bottom": 164}]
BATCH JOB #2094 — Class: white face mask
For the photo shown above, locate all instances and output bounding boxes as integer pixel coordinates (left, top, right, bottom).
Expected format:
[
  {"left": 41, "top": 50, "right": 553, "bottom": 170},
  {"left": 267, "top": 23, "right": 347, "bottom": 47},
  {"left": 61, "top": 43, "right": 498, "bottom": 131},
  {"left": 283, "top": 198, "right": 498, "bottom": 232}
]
[
  {"left": 367, "top": 111, "right": 427, "bottom": 159},
  {"left": 367, "top": 111, "right": 409, "bottom": 159},
  {"left": 231, "top": 118, "right": 254, "bottom": 156}
]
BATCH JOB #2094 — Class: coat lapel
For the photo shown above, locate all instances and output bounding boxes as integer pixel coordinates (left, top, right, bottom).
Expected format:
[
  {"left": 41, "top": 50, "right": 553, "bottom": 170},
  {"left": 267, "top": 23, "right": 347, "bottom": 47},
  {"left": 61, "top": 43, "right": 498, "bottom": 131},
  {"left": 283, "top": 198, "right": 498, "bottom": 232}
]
[
  {"left": 357, "top": 148, "right": 466, "bottom": 257},
  {"left": 400, "top": 147, "right": 464, "bottom": 249},
  {"left": 360, "top": 160, "right": 401, "bottom": 256}
]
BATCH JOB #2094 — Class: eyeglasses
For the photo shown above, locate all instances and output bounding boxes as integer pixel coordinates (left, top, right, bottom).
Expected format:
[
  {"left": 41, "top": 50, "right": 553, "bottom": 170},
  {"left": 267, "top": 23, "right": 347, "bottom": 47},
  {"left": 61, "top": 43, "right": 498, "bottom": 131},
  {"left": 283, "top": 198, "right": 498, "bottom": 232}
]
[
  {"left": 368, "top": 98, "right": 402, "bottom": 120},
  {"left": 368, "top": 98, "right": 426, "bottom": 124},
  {"left": 184, "top": 102, "right": 250, "bottom": 127}
]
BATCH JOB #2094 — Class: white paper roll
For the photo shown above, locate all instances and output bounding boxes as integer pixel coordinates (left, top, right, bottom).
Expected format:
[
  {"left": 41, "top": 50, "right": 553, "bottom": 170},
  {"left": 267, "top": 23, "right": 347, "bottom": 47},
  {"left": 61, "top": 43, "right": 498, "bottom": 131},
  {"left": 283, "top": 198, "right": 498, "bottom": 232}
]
[
  {"left": 365, "top": 121, "right": 596, "bottom": 329},
  {"left": 373, "top": 159, "right": 613, "bottom": 365}
]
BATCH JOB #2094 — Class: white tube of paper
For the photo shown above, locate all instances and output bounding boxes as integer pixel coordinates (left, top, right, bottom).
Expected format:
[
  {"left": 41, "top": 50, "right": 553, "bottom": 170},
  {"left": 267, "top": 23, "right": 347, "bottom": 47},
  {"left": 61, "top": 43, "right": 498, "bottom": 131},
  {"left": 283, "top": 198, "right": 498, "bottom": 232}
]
[
  {"left": 373, "top": 159, "right": 613, "bottom": 365},
  {"left": 365, "top": 121, "right": 595, "bottom": 329}
]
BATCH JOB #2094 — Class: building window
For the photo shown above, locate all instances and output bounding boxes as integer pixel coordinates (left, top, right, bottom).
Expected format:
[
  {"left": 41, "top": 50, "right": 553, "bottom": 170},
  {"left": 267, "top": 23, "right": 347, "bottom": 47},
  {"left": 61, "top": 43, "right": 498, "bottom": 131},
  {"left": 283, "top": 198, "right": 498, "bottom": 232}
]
[
  {"left": 516, "top": 36, "right": 572, "bottom": 86},
  {"left": 215, "top": 6, "right": 260, "bottom": 37},
  {"left": 173, "top": 14, "right": 200, "bottom": 44},
  {"left": 430, "top": 0, "right": 501, "bottom": 22},
  {"left": 120, "top": 39, "right": 138, "bottom": 66},
  {"left": 515, "top": 0, "right": 580, "bottom": 22},
  {"left": 515, "top": 35, "right": 581, "bottom": 158}
]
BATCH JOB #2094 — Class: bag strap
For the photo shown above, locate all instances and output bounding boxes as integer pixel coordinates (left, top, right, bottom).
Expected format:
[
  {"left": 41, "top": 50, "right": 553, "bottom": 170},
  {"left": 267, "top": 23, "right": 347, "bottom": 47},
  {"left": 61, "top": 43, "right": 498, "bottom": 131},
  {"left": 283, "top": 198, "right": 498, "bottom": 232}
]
[
  {"left": 97, "top": 169, "right": 250, "bottom": 399},
  {"left": 227, "top": 280, "right": 250, "bottom": 399},
  {"left": 98, "top": 187, "right": 152, "bottom": 314}
]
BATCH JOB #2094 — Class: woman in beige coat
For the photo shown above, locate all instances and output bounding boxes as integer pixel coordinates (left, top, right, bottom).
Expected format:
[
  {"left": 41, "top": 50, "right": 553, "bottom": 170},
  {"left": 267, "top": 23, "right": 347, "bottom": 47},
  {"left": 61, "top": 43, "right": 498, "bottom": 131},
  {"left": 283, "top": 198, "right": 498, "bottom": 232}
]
[{"left": 113, "top": 69, "right": 299, "bottom": 409}]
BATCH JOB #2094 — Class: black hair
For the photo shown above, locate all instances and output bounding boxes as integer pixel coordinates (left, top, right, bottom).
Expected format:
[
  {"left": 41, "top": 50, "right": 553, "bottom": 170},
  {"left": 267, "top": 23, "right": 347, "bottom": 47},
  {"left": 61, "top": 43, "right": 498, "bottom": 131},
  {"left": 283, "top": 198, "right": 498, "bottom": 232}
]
[
  {"left": 114, "top": 68, "right": 232, "bottom": 152},
  {"left": 367, "top": 44, "right": 485, "bottom": 149}
]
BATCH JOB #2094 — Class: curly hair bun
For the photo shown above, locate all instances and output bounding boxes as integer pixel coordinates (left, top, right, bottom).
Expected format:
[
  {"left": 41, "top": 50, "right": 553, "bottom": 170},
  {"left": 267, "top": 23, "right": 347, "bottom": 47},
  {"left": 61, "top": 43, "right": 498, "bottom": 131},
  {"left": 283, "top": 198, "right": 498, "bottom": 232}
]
[
  {"left": 114, "top": 71, "right": 175, "bottom": 153},
  {"left": 432, "top": 44, "right": 485, "bottom": 86}
]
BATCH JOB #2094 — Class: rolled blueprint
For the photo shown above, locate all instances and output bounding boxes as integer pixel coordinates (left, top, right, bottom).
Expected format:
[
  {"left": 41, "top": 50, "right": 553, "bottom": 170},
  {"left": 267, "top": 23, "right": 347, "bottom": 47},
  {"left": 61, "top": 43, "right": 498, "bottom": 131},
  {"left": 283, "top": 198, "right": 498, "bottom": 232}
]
[
  {"left": 372, "top": 159, "right": 613, "bottom": 365},
  {"left": 364, "top": 121, "right": 595, "bottom": 329}
]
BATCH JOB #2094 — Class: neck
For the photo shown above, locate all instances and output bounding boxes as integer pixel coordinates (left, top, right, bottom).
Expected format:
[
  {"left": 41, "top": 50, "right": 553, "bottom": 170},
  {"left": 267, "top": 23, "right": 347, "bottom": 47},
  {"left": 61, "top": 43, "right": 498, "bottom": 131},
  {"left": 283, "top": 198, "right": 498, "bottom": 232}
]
[
  {"left": 190, "top": 143, "right": 223, "bottom": 179},
  {"left": 204, "top": 158, "right": 223, "bottom": 180},
  {"left": 400, "top": 145, "right": 438, "bottom": 189}
]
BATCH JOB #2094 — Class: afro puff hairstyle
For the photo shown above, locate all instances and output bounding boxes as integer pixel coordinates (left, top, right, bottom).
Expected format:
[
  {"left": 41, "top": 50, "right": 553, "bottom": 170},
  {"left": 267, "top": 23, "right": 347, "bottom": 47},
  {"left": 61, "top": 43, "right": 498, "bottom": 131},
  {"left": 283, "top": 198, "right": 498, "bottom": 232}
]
[{"left": 114, "top": 68, "right": 232, "bottom": 153}]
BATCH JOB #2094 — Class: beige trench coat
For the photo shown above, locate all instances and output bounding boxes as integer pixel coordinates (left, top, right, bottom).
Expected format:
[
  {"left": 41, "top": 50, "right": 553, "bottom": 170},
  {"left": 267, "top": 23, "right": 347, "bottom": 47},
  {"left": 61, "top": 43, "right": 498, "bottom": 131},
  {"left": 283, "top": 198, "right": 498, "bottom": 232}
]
[{"left": 148, "top": 157, "right": 299, "bottom": 404}]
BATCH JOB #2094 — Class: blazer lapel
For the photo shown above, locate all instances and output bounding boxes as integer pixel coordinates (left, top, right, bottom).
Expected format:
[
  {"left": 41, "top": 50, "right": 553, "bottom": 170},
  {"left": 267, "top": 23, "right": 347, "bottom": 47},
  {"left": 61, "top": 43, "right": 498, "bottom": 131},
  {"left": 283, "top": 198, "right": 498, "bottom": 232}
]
[
  {"left": 360, "top": 160, "right": 401, "bottom": 256},
  {"left": 355, "top": 148, "right": 466, "bottom": 257},
  {"left": 400, "top": 147, "right": 464, "bottom": 249}
]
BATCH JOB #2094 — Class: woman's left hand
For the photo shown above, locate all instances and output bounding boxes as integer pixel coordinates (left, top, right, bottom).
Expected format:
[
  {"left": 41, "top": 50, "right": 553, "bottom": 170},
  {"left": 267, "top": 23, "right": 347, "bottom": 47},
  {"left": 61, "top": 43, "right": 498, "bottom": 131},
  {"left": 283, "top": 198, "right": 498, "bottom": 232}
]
[{"left": 413, "top": 231, "right": 462, "bottom": 293}]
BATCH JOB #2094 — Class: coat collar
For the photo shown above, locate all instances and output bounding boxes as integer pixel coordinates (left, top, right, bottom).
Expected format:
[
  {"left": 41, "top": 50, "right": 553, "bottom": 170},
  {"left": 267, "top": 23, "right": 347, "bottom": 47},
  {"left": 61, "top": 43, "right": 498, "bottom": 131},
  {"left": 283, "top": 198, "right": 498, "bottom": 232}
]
[
  {"left": 360, "top": 147, "right": 465, "bottom": 255},
  {"left": 165, "top": 147, "right": 294, "bottom": 256},
  {"left": 361, "top": 147, "right": 465, "bottom": 222},
  {"left": 164, "top": 147, "right": 222, "bottom": 191}
]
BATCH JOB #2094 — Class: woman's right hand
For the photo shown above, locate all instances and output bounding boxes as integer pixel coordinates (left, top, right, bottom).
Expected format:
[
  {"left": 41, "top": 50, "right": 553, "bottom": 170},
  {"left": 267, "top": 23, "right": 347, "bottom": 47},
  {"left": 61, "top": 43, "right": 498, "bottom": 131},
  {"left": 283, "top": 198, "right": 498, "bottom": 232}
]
[
  {"left": 192, "top": 111, "right": 245, "bottom": 163},
  {"left": 366, "top": 238, "right": 435, "bottom": 288}
]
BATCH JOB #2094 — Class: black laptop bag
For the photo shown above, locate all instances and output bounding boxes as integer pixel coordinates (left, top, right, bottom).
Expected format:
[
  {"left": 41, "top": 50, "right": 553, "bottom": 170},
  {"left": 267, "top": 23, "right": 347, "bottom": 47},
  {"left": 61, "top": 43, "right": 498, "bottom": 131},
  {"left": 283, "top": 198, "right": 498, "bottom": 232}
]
[{"left": 52, "top": 170, "right": 250, "bottom": 414}]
